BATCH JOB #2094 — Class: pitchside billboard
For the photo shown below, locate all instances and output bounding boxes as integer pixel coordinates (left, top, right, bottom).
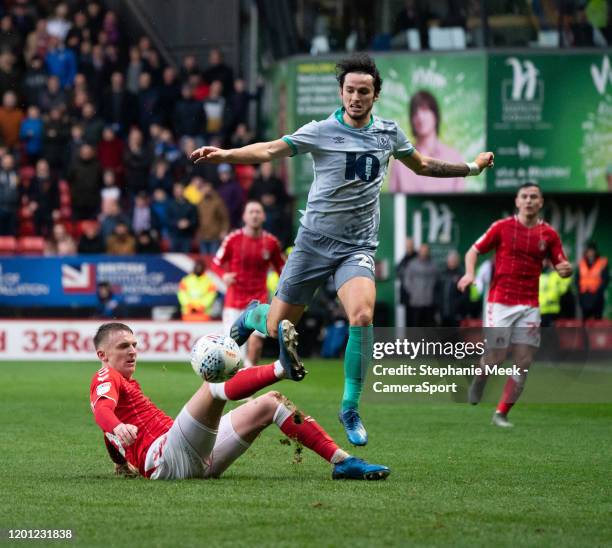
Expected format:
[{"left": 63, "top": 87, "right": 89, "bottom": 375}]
[{"left": 271, "top": 51, "right": 612, "bottom": 194}]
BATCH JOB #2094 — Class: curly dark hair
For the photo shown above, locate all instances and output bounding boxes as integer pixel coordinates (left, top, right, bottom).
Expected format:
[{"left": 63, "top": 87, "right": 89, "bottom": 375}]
[{"left": 336, "top": 54, "right": 382, "bottom": 96}]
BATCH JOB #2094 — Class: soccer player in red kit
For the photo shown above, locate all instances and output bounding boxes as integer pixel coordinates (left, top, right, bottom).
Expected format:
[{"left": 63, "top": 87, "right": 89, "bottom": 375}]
[
  {"left": 89, "top": 322, "right": 389, "bottom": 480},
  {"left": 458, "top": 183, "right": 572, "bottom": 427},
  {"left": 211, "top": 201, "right": 285, "bottom": 367}
]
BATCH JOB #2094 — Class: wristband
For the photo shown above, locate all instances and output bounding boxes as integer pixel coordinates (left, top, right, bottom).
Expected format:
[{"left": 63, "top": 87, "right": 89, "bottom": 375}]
[{"left": 466, "top": 162, "right": 480, "bottom": 176}]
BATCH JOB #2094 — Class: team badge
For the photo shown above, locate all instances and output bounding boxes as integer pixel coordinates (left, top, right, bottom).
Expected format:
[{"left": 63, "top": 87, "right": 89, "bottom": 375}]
[
  {"left": 262, "top": 250, "right": 270, "bottom": 260},
  {"left": 538, "top": 239, "right": 546, "bottom": 251},
  {"left": 377, "top": 135, "right": 391, "bottom": 150}
]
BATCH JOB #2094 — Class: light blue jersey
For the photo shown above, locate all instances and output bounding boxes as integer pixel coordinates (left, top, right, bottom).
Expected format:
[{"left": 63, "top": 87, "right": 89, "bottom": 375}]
[{"left": 282, "top": 108, "right": 414, "bottom": 247}]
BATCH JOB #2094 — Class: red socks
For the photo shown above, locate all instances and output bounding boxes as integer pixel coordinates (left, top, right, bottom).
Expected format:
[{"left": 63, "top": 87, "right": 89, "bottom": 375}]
[
  {"left": 279, "top": 413, "right": 340, "bottom": 463},
  {"left": 223, "top": 364, "right": 279, "bottom": 401},
  {"left": 497, "top": 377, "right": 521, "bottom": 415}
]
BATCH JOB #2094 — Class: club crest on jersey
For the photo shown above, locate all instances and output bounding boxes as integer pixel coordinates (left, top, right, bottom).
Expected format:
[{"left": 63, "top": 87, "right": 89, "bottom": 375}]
[
  {"left": 262, "top": 250, "right": 270, "bottom": 260},
  {"left": 538, "top": 239, "right": 546, "bottom": 251},
  {"left": 377, "top": 134, "right": 391, "bottom": 150},
  {"left": 96, "top": 382, "right": 112, "bottom": 396}
]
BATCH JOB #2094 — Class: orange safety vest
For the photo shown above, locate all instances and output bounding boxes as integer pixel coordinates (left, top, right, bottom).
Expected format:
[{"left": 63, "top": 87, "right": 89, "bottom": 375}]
[{"left": 579, "top": 257, "right": 607, "bottom": 293}]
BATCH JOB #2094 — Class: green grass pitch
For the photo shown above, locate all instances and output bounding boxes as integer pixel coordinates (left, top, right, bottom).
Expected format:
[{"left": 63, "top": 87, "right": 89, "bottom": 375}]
[{"left": 1, "top": 360, "right": 611, "bottom": 547}]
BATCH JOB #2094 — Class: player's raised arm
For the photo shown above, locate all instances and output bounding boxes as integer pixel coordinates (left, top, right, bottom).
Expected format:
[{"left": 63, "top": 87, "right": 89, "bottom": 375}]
[
  {"left": 191, "top": 138, "right": 292, "bottom": 165},
  {"left": 401, "top": 150, "right": 494, "bottom": 178},
  {"left": 457, "top": 246, "right": 479, "bottom": 293}
]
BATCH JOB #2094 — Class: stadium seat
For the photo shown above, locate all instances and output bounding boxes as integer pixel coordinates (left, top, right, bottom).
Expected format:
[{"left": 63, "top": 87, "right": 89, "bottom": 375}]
[
  {"left": 17, "top": 236, "right": 45, "bottom": 255},
  {"left": 584, "top": 319, "right": 612, "bottom": 351},
  {"left": 429, "top": 27, "right": 466, "bottom": 50},
  {"left": 554, "top": 319, "right": 585, "bottom": 352},
  {"left": 0, "top": 235, "right": 17, "bottom": 255}
]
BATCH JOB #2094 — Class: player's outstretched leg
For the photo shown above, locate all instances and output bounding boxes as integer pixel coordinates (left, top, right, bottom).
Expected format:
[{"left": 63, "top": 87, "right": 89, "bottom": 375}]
[
  {"left": 230, "top": 300, "right": 266, "bottom": 346},
  {"left": 246, "top": 391, "right": 389, "bottom": 480},
  {"left": 338, "top": 325, "right": 372, "bottom": 446}
]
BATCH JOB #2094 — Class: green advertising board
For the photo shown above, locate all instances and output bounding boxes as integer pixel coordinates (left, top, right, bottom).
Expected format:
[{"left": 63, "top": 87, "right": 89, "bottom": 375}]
[{"left": 487, "top": 52, "right": 612, "bottom": 193}]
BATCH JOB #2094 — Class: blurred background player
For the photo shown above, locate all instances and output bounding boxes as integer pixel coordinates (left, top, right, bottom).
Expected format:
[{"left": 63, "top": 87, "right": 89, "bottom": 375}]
[
  {"left": 211, "top": 200, "right": 285, "bottom": 367},
  {"left": 458, "top": 182, "right": 572, "bottom": 427},
  {"left": 177, "top": 259, "right": 217, "bottom": 321},
  {"left": 90, "top": 322, "right": 389, "bottom": 480},
  {"left": 191, "top": 53, "right": 494, "bottom": 446}
]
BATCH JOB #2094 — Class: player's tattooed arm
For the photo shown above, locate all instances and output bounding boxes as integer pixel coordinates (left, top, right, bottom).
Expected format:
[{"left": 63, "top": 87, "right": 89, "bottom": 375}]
[{"left": 400, "top": 150, "right": 494, "bottom": 178}]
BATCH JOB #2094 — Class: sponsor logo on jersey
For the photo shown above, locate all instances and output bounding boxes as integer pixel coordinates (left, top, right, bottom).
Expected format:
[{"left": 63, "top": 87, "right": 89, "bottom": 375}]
[
  {"left": 96, "top": 382, "right": 112, "bottom": 396},
  {"left": 332, "top": 136, "right": 345, "bottom": 144}
]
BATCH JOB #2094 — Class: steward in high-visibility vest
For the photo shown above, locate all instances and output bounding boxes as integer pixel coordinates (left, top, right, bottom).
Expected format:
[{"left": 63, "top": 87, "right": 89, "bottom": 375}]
[
  {"left": 539, "top": 266, "right": 572, "bottom": 325},
  {"left": 177, "top": 260, "right": 217, "bottom": 321},
  {"left": 576, "top": 242, "right": 609, "bottom": 320}
]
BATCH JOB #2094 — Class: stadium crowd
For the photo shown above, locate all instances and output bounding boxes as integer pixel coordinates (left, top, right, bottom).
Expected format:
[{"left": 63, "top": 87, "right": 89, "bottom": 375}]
[{"left": 0, "top": 0, "right": 293, "bottom": 256}]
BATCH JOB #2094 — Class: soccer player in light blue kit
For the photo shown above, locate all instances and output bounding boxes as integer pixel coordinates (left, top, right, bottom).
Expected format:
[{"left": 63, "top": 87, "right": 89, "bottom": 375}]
[{"left": 191, "top": 54, "right": 494, "bottom": 446}]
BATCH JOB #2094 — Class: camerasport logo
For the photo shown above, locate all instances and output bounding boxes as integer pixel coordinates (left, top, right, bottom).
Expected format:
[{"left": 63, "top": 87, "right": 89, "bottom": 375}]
[{"left": 61, "top": 263, "right": 97, "bottom": 294}]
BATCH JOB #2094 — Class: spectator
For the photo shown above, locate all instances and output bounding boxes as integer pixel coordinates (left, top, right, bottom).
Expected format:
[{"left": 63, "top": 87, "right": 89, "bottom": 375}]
[
  {"left": 136, "top": 71, "right": 160, "bottom": 133},
  {"left": 81, "top": 43, "right": 108, "bottom": 99},
  {"left": 68, "top": 143, "right": 102, "bottom": 220},
  {"left": 45, "top": 36, "right": 77, "bottom": 89},
  {"left": 25, "top": 19, "right": 50, "bottom": 64},
  {"left": 29, "top": 158, "right": 59, "bottom": 237},
  {"left": 203, "top": 80, "right": 227, "bottom": 139},
  {"left": 65, "top": 123, "right": 86, "bottom": 169},
  {"left": 86, "top": 2, "right": 104, "bottom": 38},
  {"left": 577, "top": 241, "right": 609, "bottom": 319},
  {"left": 102, "top": 10, "right": 121, "bottom": 46},
  {"left": 44, "top": 222, "right": 77, "bottom": 255},
  {"left": 154, "top": 127, "right": 181, "bottom": 166},
  {"left": 95, "top": 281, "right": 123, "bottom": 318},
  {"left": 47, "top": 3, "right": 72, "bottom": 42},
  {"left": 173, "top": 83, "right": 205, "bottom": 143},
  {"left": 106, "top": 220, "right": 136, "bottom": 255},
  {"left": 248, "top": 161, "right": 290, "bottom": 244},
  {"left": 0, "top": 51, "right": 21, "bottom": 100},
  {"left": 125, "top": 46, "right": 143, "bottom": 95},
  {"left": 19, "top": 105, "right": 44, "bottom": 162},
  {"left": 393, "top": 0, "right": 429, "bottom": 49},
  {"left": 436, "top": 250, "right": 467, "bottom": 327},
  {"left": 123, "top": 127, "right": 152, "bottom": 198},
  {"left": 100, "top": 169, "right": 121, "bottom": 203},
  {"left": 99, "top": 197, "right": 129, "bottom": 240},
  {"left": 396, "top": 237, "right": 417, "bottom": 325},
  {"left": 65, "top": 10, "right": 91, "bottom": 52},
  {"left": 81, "top": 102, "right": 104, "bottom": 145},
  {"left": 216, "top": 163, "right": 244, "bottom": 229},
  {"left": 227, "top": 78, "right": 253, "bottom": 132},
  {"left": 404, "top": 243, "right": 438, "bottom": 327},
  {"left": 202, "top": 48, "right": 234, "bottom": 98},
  {"left": 11, "top": 1, "right": 35, "bottom": 36},
  {"left": 78, "top": 219, "right": 105, "bottom": 253},
  {"left": 143, "top": 49, "right": 163, "bottom": 86},
  {"left": 131, "top": 191, "right": 156, "bottom": 234},
  {"left": 175, "top": 135, "right": 218, "bottom": 183},
  {"left": 196, "top": 179, "right": 229, "bottom": 255},
  {"left": 136, "top": 229, "right": 161, "bottom": 254},
  {"left": 179, "top": 54, "right": 201, "bottom": 83},
  {"left": 188, "top": 72, "right": 209, "bottom": 101},
  {"left": 97, "top": 126, "right": 124, "bottom": 179},
  {"left": 540, "top": 258, "right": 573, "bottom": 327},
  {"left": 42, "top": 107, "right": 70, "bottom": 172},
  {"left": 39, "top": 75, "right": 67, "bottom": 113},
  {"left": 23, "top": 56, "right": 48, "bottom": 107},
  {"left": 0, "top": 153, "right": 18, "bottom": 235},
  {"left": 149, "top": 158, "right": 172, "bottom": 194},
  {"left": 0, "top": 15, "right": 23, "bottom": 56},
  {"left": 151, "top": 187, "right": 169, "bottom": 238},
  {"left": 157, "top": 66, "right": 181, "bottom": 128},
  {"left": 177, "top": 259, "right": 218, "bottom": 321},
  {"left": 0, "top": 91, "right": 25, "bottom": 149},
  {"left": 166, "top": 181, "right": 198, "bottom": 253},
  {"left": 100, "top": 71, "right": 134, "bottom": 135},
  {"left": 229, "top": 123, "right": 253, "bottom": 149}
]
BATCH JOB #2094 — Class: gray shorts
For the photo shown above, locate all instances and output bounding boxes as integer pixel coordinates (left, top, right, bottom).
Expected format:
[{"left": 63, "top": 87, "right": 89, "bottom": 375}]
[{"left": 276, "top": 226, "right": 376, "bottom": 306}]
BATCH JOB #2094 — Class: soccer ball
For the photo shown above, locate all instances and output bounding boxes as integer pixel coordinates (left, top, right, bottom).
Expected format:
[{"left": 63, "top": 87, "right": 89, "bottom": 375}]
[{"left": 190, "top": 334, "right": 243, "bottom": 382}]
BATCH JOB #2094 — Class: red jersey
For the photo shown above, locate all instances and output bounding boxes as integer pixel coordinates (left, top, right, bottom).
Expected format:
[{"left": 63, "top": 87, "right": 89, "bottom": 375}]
[
  {"left": 211, "top": 229, "right": 285, "bottom": 308},
  {"left": 89, "top": 366, "right": 173, "bottom": 476},
  {"left": 474, "top": 216, "right": 566, "bottom": 307}
]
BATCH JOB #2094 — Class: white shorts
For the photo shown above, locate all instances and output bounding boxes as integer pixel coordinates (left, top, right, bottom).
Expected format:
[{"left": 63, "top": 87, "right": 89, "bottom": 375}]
[
  {"left": 485, "top": 303, "right": 541, "bottom": 348},
  {"left": 145, "top": 408, "right": 250, "bottom": 480},
  {"left": 223, "top": 307, "right": 266, "bottom": 339}
]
